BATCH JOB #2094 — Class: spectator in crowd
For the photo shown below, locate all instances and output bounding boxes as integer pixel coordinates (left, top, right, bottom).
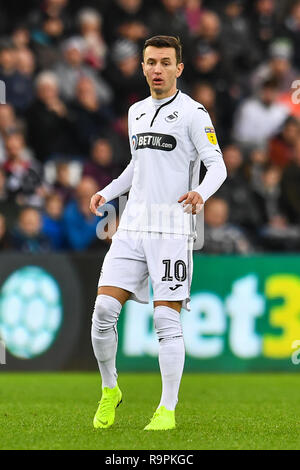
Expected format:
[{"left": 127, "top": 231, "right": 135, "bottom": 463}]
[
  {"left": 281, "top": 0, "right": 300, "bottom": 68},
  {"left": 0, "top": 38, "right": 34, "bottom": 113},
  {"left": 0, "top": 166, "right": 7, "bottom": 201},
  {"left": 69, "top": 76, "right": 113, "bottom": 155},
  {"left": 268, "top": 116, "right": 300, "bottom": 169},
  {"left": 258, "top": 214, "right": 300, "bottom": 252},
  {"left": 216, "top": 143, "right": 262, "bottom": 233},
  {"left": 203, "top": 197, "right": 251, "bottom": 254},
  {"left": 244, "top": 145, "right": 269, "bottom": 193},
  {"left": 16, "top": 47, "right": 36, "bottom": 79},
  {"left": 192, "top": 81, "right": 218, "bottom": 125},
  {"left": 0, "top": 104, "right": 18, "bottom": 163},
  {"left": 0, "top": 166, "right": 19, "bottom": 227},
  {"left": 11, "top": 206, "right": 51, "bottom": 252},
  {"left": 62, "top": 176, "right": 102, "bottom": 251},
  {"left": 26, "top": 71, "right": 73, "bottom": 161},
  {"left": 52, "top": 161, "right": 74, "bottom": 204},
  {"left": 77, "top": 8, "right": 107, "bottom": 70},
  {"left": 251, "top": 38, "right": 298, "bottom": 93},
  {"left": 148, "top": 0, "right": 191, "bottom": 49},
  {"left": 11, "top": 24, "right": 31, "bottom": 49},
  {"left": 54, "top": 36, "right": 112, "bottom": 104},
  {"left": 250, "top": 0, "right": 279, "bottom": 59},
  {"left": 83, "top": 138, "right": 121, "bottom": 190},
  {"left": 111, "top": 102, "right": 133, "bottom": 167},
  {"left": 232, "top": 78, "right": 289, "bottom": 150},
  {"left": 184, "top": 0, "right": 205, "bottom": 36},
  {"left": 185, "top": 43, "right": 229, "bottom": 92},
  {"left": 253, "top": 164, "right": 283, "bottom": 225},
  {"left": 0, "top": 212, "right": 11, "bottom": 250},
  {"left": 2, "top": 131, "right": 42, "bottom": 207},
  {"left": 103, "top": 0, "right": 150, "bottom": 45},
  {"left": 103, "top": 39, "right": 148, "bottom": 113},
  {"left": 221, "top": 0, "right": 259, "bottom": 78},
  {"left": 191, "top": 81, "right": 233, "bottom": 145},
  {"left": 29, "top": 0, "right": 72, "bottom": 69},
  {"left": 280, "top": 138, "right": 300, "bottom": 223},
  {"left": 194, "top": 9, "right": 222, "bottom": 47},
  {"left": 42, "top": 192, "right": 66, "bottom": 250}
]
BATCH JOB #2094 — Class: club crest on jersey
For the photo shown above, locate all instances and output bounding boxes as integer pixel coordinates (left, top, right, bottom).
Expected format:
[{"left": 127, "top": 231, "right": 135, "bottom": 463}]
[
  {"left": 132, "top": 133, "right": 177, "bottom": 151},
  {"left": 165, "top": 111, "right": 178, "bottom": 123},
  {"left": 132, "top": 135, "right": 138, "bottom": 150},
  {"left": 205, "top": 127, "right": 217, "bottom": 145}
]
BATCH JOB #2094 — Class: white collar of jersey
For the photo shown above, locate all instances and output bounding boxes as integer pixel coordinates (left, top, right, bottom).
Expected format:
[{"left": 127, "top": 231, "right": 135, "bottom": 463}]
[{"left": 151, "top": 90, "right": 180, "bottom": 108}]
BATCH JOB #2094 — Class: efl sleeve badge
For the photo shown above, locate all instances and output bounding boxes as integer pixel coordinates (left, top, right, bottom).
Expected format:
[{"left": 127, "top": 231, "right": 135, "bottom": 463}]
[{"left": 205, "top": 127, "right": 217, "bottom": 145}]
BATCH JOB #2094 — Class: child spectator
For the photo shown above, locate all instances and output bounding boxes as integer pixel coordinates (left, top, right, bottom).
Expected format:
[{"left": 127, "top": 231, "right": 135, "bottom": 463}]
[
  {"left": 42, "top": 192, "right": 66, "bottom": 250},
  {"left": 11, "top": 206, "right": 51, "bottom": 252}
]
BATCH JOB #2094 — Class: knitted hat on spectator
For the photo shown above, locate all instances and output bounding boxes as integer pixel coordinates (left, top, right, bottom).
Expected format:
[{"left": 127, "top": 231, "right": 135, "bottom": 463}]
[
  {"left": 269, "top": 39, "right": 293, "bottom": 60},
  {"left": 112, "top": 40, "right": 138, "bottom": 63},
  {"left": 62, "top": 37, "right": 86, "bottom": 54}
]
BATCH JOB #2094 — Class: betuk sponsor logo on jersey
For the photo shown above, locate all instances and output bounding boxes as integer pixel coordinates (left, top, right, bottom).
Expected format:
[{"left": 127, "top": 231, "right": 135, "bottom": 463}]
[{"left": 132, "top": 133, "right": 177, "bottom": 151}]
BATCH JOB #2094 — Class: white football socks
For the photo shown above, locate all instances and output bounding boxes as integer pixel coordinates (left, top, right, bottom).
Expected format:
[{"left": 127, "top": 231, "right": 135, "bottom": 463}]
[
  {"left": 91, "top": 294, "right": 122, "bottom": 389},
  {"left": 153, "top": 305, "right": 185, "bottom": 411}
]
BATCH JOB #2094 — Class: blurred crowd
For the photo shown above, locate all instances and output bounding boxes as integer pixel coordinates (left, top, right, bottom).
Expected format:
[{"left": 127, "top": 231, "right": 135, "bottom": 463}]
[{"left": 0, "top": 0, "right": 300, "bottom": 254}]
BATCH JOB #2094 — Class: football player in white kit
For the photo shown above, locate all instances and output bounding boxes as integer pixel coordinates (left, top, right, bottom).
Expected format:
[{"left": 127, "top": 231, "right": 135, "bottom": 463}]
[{"left": 89, "top": 36, "right": 227, "bottom": 430}]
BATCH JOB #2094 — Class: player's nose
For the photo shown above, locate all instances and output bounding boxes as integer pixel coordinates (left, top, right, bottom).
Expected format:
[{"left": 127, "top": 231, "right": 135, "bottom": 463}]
[{"left": 153, "top": 64, "right": 162, "bottom": 74}]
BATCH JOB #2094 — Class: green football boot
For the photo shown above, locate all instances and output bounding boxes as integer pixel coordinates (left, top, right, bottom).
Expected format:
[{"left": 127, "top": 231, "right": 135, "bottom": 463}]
[
  {"left": 144, "top": 406, "right": 176, "bottom": 431},
  {"left": 93, "top": 384, "right": 122, "bottom": 429}
]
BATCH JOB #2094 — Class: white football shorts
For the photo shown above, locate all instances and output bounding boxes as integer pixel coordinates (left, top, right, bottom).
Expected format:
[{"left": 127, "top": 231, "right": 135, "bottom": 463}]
[{"left": 98, "top": 229, "right": 194, "bottom": 311}]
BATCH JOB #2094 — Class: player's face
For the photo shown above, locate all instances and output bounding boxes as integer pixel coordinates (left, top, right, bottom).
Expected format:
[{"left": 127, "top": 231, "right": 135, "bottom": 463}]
[{"left": 142, "top": 46, "right": 184, "bottom": 99}]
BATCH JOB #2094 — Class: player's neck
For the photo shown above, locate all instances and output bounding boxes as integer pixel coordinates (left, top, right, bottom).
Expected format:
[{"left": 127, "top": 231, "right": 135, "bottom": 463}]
[{"left": 151, "top": 87, "right": 178, "bottom": 101}]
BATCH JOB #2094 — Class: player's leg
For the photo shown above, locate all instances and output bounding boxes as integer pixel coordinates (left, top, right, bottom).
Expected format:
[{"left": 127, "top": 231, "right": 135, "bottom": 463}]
[
  {"left": 143, "top": 235, "right": 192, "bottom": 430},
  {"left": 92, "top": 286, "right": 131, "bottom": 390},
  {"left": 144, "top": 299, "right": 184, "bottom": 431},
  {"left": 154, "top": 299, "right": 184, "bottom": 413},
  {"left": 91, "top": 286, "right": 131, "bottom": 429},
  {"left": 92, "top": 231, "right": 149, "bottom": 428}
]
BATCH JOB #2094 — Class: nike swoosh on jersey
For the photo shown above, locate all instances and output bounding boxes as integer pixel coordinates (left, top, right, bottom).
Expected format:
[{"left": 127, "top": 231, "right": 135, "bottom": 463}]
[{"left": 169, "top": 284, "right": 183, "bottom": 291}]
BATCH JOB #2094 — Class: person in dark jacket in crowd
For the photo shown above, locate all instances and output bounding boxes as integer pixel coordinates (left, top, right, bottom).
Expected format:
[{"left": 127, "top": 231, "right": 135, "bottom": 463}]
[
  {"left": 42, "top": 192, "right": 66, "bottom": 250},
  {"left": 203, "top": 197, "right": 251, "bottom": 254},
  {"left": 26, "top": 71, "right": 74, "bottom": 161},
  {"left": 11, "top": 206, "right": 51, "bottom": 252}
]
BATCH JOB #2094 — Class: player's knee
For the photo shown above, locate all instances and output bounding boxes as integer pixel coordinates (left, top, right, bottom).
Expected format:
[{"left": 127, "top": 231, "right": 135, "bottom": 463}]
[
  {"left": 92, "top": 294, "right": 122, "bottom": 331},
  {"left": 153, "top": 305, "right": 183, "bottom": 341}
]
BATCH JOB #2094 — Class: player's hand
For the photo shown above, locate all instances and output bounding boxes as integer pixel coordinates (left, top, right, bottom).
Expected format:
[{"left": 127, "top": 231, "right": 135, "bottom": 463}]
[
  {"left": 178, "top": 191, "right": 204, "bottom": 215},
  {"left": 90, "top": 193, "right": 106, "bottom": 216}
]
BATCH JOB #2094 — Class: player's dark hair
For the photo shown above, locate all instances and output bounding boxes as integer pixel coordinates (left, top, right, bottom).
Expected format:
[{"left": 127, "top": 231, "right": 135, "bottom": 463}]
[{"left": 143, "top": 35, "right": 182, "bottom": 64}]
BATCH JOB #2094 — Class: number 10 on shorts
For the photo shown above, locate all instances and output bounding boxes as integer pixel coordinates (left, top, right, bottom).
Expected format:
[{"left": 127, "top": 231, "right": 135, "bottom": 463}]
[{"left": 162, "top": 259, "right": 187, "bottom": 282}]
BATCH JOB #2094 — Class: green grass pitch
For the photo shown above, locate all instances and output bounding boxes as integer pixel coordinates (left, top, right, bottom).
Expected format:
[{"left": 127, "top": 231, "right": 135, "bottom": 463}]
[{"left": 0, "top": 372, "right": 299, "bottom": 450}]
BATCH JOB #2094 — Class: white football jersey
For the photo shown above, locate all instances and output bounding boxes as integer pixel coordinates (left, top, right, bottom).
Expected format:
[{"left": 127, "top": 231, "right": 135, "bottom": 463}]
[{"left": 100, "top": 90, "right": 227, "bottom": 236}]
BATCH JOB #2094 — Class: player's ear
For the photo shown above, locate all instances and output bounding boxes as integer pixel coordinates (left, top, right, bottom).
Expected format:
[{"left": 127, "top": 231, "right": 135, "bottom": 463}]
[
  {"left": 141, "top": 61, "right": 146, "bottom": 76},
  {"left": 176, "top": 62, "right": 184, "bottom": 78}
]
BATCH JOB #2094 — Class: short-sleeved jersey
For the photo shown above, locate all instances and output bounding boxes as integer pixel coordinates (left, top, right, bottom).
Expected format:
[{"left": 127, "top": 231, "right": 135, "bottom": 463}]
[{"left": 101, "top": 90, "right": 226, "bottom": 236}]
